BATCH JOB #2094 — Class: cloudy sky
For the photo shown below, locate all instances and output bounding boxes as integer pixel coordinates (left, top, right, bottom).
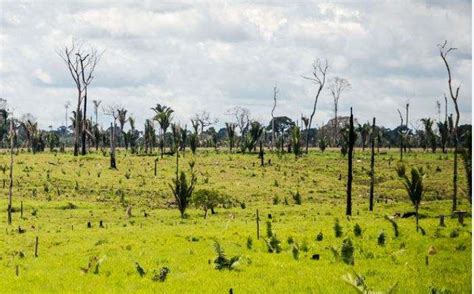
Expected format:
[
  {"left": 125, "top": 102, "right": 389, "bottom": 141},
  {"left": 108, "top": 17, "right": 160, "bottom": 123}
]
[{"left": 0, "top": 0, "right": 471, "bottom": 130}]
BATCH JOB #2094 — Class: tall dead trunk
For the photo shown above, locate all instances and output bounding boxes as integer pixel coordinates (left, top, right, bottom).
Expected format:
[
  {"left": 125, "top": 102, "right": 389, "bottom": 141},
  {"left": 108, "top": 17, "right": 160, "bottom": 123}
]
[
  {"left": 7, "top": 118, "right": 14, "bottom": 225},
  {"left": 110, "top": 122, "right": 116, "bottom": 169},
  {"left": 346, "top": 107, "right": 354, "bottom": 216},
  {"left": 369, "top": 117, "right": 376, "bottom": 211}
]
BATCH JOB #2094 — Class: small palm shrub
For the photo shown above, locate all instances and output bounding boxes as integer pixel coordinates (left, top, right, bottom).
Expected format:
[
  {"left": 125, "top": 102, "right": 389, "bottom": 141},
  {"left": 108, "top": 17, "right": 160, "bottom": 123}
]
[
  {"left": 213, "top": 241, "right": 239, "bottom": 270},
  {"left": 378, "top": 232, "right": 386, "bottom": 246},
  {"left": 334, "top": 218, "right": 343, "bottom": 238},
  {"left": 169, "top": 168, "right": 197, "bottom": 219},
  {"left": 319, "top": 137, "right": 328, "bottom": 152},
  {"left": 396, "top": 164, "right": 425, "bottom": 232},
  {"left": 341, "top": 238, "right": 354, "bottom": 265},
  {"left": 353, "top": 224, "right": 362, "bottom": 237},
  {"left": 316, "top": 232, "right": 323, "bottom": 241},
  {"left": 292, "top": 191, "right": 302, "bottom": 205},
  {"left": 291, "top": 126, "right": 302, "bottom": 158},
  {"left": 265, "top": 221, "right": 281, "bottom": 253}
]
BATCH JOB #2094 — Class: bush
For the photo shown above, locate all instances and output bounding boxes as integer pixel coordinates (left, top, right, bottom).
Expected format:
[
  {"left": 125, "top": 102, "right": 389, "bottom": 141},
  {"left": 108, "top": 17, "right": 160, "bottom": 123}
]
[
  {"left": 169, "top": 169, "right": 197, "bottom": 218},
  {"left": 334, "top": 218, "right": 343, "bottom": 238},
  {"left": 353, "top": 224, "right": 362, "bottom": 237},
  {"left": 213, "top": 241, "right": 239, "bottom": 270},
  {"left": 341, "top": 238, "right": 354, "bottom": 265},
  {"left": 292, "top": 191, "right": 302, "bottom": 205},
  {"left": 192, "top": 189, "right": 224, "bottom": 218},
  {"left": 378, "top": 232, "right": 386, "bottom": 246},
  {"left": 316, "top": 232, "right": 323, "bottom": 241}
]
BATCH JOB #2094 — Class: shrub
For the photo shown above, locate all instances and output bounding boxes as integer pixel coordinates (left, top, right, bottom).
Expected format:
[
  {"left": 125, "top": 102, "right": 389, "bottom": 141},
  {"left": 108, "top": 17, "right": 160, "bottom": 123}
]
[
  {"left": 316, "top": 232, "right": 323, "bottom": 241},
  {"left": 353, "top": 224, "right": 362, "bottom": 237},
  {"left": 292, "top": 191, "right": 302, "bottom": 205},
  {"left": 213, "top": 241, "right": 239, "bottom": 270},
  {"left": 450, "top": 229, "right": 459, "bottom": 238},
  {"left": 378, "top": 232, "right": 386, "bottom": 246},
  {"left": 169, "top": 169, "right": 197, "bottom": 218},
  {"left": 246, "top": 236, "right": 253, "bottom": 249},
  {"left": 151, "top": 267, "right": 170, "bottom": 282},
  {"left": 341, "top": 238, "right": 354, "bottom": 265},
  {"left": 334, "top": 218, "right": 343, "bottom": 238},
  {"left": 292, "top": 243, "right": 300, "bottom": 260},
  {"left": 272, "top": 195, "right": 280, "bottom": 205},
  {"left": 192, "top": 189, "right": 224, "bottom": 219}
]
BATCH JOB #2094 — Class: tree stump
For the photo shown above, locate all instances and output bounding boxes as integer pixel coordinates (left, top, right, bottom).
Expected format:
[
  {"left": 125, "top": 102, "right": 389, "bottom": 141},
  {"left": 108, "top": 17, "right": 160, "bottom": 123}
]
[{"left": 126, "top": 206, "right": 133, "bottom": 218}]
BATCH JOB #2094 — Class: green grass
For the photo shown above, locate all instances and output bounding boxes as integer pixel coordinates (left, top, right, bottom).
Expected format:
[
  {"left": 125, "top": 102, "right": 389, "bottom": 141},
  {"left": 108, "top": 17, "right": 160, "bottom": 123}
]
[{"left": 0, "top": 149, "right": 471, "bottom": 293}]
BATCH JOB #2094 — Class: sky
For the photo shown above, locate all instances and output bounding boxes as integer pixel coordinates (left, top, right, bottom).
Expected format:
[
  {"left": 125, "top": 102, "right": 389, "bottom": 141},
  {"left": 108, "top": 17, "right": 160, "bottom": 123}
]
[{"left": 0, "top": 0, "right": 472, "bottom": 131}]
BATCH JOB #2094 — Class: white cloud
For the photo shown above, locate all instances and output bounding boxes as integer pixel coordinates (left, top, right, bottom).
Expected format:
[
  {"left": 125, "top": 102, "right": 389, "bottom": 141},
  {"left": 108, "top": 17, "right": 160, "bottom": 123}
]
[{"left": 0, "top": 0, "right": 471, "bottom": 130}]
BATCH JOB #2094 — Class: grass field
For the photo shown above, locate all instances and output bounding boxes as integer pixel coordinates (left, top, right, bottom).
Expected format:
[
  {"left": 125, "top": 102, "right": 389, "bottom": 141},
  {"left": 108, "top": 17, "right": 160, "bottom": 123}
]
[{"left": 0, "top": 149, "right": 471, "bottom": 293}]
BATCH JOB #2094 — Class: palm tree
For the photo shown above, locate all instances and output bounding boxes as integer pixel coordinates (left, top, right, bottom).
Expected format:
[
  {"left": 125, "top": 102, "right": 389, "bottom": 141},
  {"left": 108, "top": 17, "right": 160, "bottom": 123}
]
[
  {"left": 225, "top": 122, "right": 236, "bottom": 153},
  {"left": 421, "top": 118, "right": 436, "bottom": 153},
  {"left": 396, "top": 165, "right": 425, "bottom": 231},
  {"left": 357, "top": 122, "right": 371, "bottom": 151},
  {"left": 152, "top": 104, "right": 174, "bottom": 158},
  {"left": 144, "top": 119, "right": 156, "bottom": 154},
  {"left": 117, "top": 108, "right": 128, "bottom": 147}
]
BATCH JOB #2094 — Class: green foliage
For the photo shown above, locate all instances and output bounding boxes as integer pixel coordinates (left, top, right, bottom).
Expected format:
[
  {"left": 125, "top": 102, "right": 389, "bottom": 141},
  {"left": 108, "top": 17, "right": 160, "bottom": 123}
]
[
  {"left": 213, "top": 241, "right": 240, "bottom": 270},
  {"left": 169, "top": 169, "right": 197, "bottom": 218},
  {"left": 291, "top": 126, "right": 302, "bottom": 158},
  {"left": 246, "top": 236, "right": 253, "bottom": 249},
  {"left": 151, "top": 267, "right": 170, "bottom": 282},
  {"left": 341, "top": 238, "right": 354, "bottom": 265},
  {"left": 316, "top": 232, "right": 323, "bottom": 241},
  {"left": 319, "top": 137, "right": 328, "bottom": 152},
  {"left": 353, "top": 223, "right": 362, "bottom": 237},
  {"left": 378, "top": 232, "right": 386, "bottom": 246},
  {"left": 192, "top": 189, "right": 224, "bottom": 218},
  {"left": 292, "top": 243, "right": 300, "bottom": 260},
  {"left": 342, "top": 272, "right": 398, "bottom": 293},
  {"left": 292, "top": 191, "right": 302, "bottom": 205},
  {"left": 334, "top": 218, "right": 343, "bottom": 238}
]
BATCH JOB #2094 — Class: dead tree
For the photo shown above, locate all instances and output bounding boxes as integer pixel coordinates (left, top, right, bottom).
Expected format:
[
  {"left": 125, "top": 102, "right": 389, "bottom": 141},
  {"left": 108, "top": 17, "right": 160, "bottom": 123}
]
[
  {"left": 397, "top": 109, "right": 404, "bottom": 161},
  {"left": 58, "top": 40, "right": 100, "bottom": 156},
  {"left": 7, "top": 116, "right": 14, "bottom": 224},
  {"left": 328, "top": 77, "right": 351, "bottom": 146},
  {"left": 438, "top": 40, "right": 462, "bottom": 212},
  {"left": 271, "top": 86, "right": 278, "bottom": 150},
  {"left": 369, "top": 117, "right": 376, "bottom": 211},
  {"left": 104, "top": 105, "right": 119, "bottom": 169},
  {"left": 346, "top": 107, "right": 355, "bottom": 216},
  {"left": 302, "top": 59, "right": 328, "bottom": 153},
  {"left": 93, "top": 100, "right": 102, "bottom": 126}
]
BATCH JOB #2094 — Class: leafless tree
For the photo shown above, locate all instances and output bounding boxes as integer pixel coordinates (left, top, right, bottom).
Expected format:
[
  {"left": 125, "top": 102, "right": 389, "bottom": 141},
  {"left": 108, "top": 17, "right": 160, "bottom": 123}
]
[
  {"left": 104, "top": 105, "right": 120, "bottom": 169},
  {"left": 328, "top": 77, "right": 351, "bottom": 146},
  {"left": 226, "top": 106, "right": 250, "bottom": 136},
  {"left": 397, "top": 109, "right": 404, "bottom": 161},
  {"left": 64, "top": 101, "right": 70, "bottom": 129},
  {"left": 93, "top": 100, "right": 102, "bottom": 126},
  {"left": 271, "top": 85, "right": 278, "bottom": 150},
  {"left": 302, "top": 59, "right": 328, "bottom": 153},
  {"left": 7, "top": 111, "right": 14, "bottom": 225},
  {"left": 58, "top": 40, "right": 101, "bottom": 156},
  {"left": 192, "top": 111, "right": 217, "bottom": 145},
  {"left": 438, "top": 40, "right": 462, "bottom": 211}
]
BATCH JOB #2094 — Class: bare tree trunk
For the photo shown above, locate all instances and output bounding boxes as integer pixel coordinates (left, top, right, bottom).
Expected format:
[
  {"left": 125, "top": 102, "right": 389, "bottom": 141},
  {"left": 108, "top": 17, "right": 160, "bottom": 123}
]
[
  {"left": 74, "top": 96, "right": 81, "bottom": 156},
  {"left": 81, "top": 87, "right": 88, "bottom": 155},
  {"left": 110, "top": 122, "right": 116, "bottom": 169},
  {"left": 369, "top": 117, "right": 375, "bottom": 211},
  {"left": 7, "top": 118, "right": 13, "bottom": 225},
  {"left": 346, "top": 107, "right": 354, "bottom": 216}
]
